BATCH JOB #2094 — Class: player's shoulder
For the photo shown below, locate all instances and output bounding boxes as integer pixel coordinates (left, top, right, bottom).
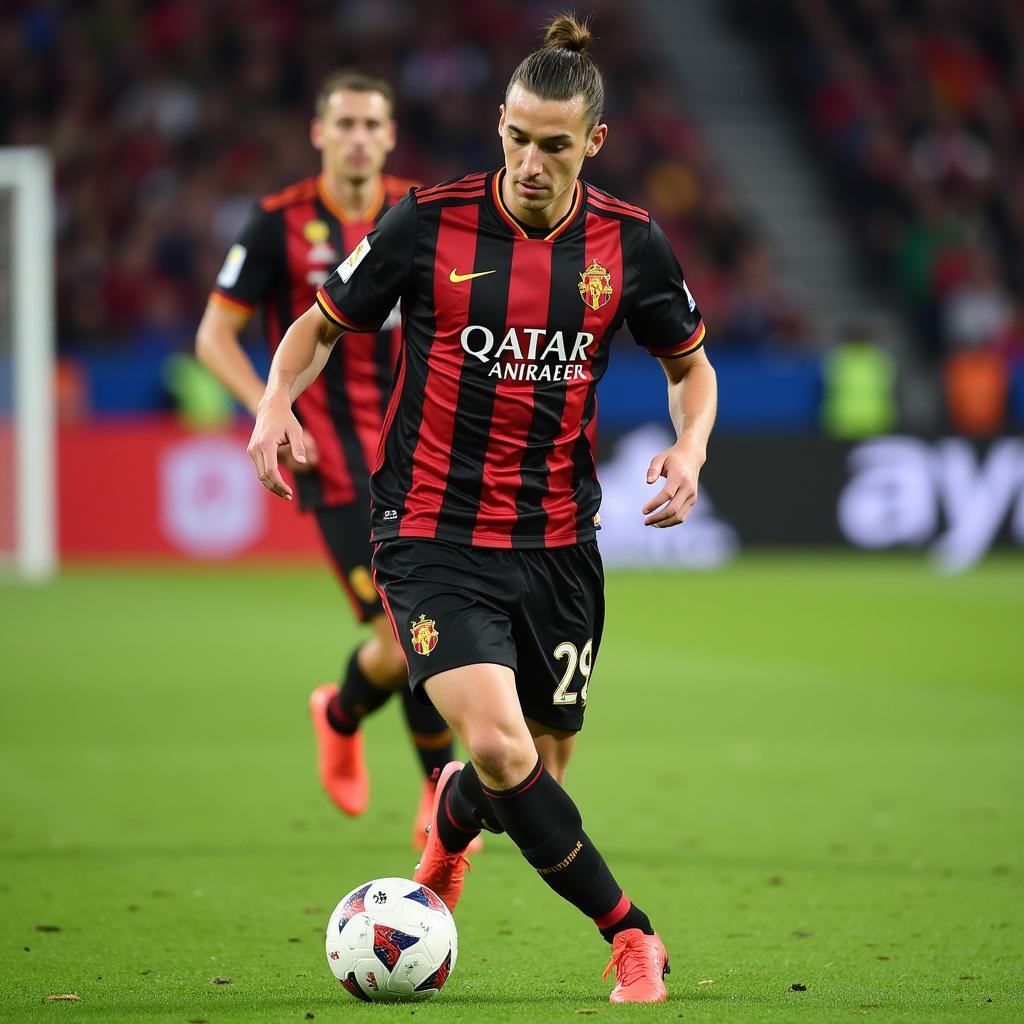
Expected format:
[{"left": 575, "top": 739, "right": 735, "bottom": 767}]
[
  {"left": 383, "top": 174, "right": 420, "bottom": 203},
  {"left": 259, "top": 176, "right": 319, "bottom": 213},
  {"left": 413, "top": 171, "right": 489, "bottom": 206},
  {"left": 582, "top": 181, "right": 651, "bottom": 225}
]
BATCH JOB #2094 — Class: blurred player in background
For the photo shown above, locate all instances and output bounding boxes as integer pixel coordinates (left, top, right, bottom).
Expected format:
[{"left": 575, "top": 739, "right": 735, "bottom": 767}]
[
  {"left": 248, "top": 15, "right": 716, "bottom": 1004},
  {"left": 196, "top": 71, "right": 468, "bottom": 850}
]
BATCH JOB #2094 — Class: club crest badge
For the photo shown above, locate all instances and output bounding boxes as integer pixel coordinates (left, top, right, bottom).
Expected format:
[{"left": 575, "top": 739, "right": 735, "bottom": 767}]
[
  {"left": 304, "top": 219, "right": 338, "bottom": 264},
  {"left": 410, "top": 614, "right": 439, "bottom": 656},
  {"left": 578, "top": 258, "right": 613, "bottom": 310},
  {"left": 303, "top": 219, "right": 330, "bottom": 244}
]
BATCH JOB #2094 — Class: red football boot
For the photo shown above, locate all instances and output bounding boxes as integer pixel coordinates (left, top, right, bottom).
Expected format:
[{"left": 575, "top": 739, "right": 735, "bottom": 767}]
[
  {"left": 309, "top": 684, "right": 368, "bottom": 816},
  {"left": 412, "top": 777, "right": 484, "bottom": 853},
  {"left": 413, "top": 761, "right": 472, "bottom": 912},
  {"left": 602, "top": 929, "right": 670, "bottom": 1004}
]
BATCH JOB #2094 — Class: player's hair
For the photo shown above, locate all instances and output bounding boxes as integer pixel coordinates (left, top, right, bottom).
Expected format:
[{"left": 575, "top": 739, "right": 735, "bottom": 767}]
[
  {"left": 506, "top": 13, "right": 604, "bottom": 128},
  {"left": 315, "top": 70, "right": 395, "bottom": 118}
]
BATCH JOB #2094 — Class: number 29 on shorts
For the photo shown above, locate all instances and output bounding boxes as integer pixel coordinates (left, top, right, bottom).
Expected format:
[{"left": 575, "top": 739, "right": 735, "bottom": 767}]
[{"left": 552, "top": 638, "right": 593, "bottom": 705}]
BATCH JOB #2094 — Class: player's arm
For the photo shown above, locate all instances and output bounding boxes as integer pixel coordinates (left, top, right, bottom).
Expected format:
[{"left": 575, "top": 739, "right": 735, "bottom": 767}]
[
  {"left": 249, "top": 193, "right": 417, "bottom": 499},
  {"left": 201, "top": 205, "right": 285, "bottom": 415},
  {"left": 643, "top": 347, "right": 717, "bottom": 528},
  {"left": 249, "top": 304, "right": 344, "bottom": 500},
  {"left": 201, "top": 202, "right": 325, "bottom": 471},
  {"left": 195, "top": 300, "right": 267, "bottom": 416},
  {"left": 196, "top": 298, "right": 321, "bottom": 471},
  {"left": 626, "top": 216, "right": 717, "bottom": 527}
]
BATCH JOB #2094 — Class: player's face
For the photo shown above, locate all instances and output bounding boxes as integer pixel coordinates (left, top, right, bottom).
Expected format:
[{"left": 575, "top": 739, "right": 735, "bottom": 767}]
[
  {"left": 498, "top": 82, "right": 607, "bottom": 226},
  {"left": 312, "top": 90, "right": 396, "bottom": 184}
]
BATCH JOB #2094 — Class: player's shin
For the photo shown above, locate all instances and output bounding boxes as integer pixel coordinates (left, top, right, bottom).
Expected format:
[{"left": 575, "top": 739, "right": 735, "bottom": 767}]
[
  {"left": 400, "top": 687, "right": 455, "bottom": 778},
  {"left": 481, "top": 757, "right": 653, "bottom": 941},
  {"left": 436, "top": 761, "right": 504, "bottom": 852},
  {"left": 327, "top": 648, "right": 393, "bottom": 735}
]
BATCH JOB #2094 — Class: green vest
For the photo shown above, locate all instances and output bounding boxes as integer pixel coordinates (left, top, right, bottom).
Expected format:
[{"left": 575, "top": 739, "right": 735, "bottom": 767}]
[
  {"left": 164, "top": 354, "right": 235, "bottom": 429},
  {"left": 822, "top": 343, "right": 896, "bottom": 439}
]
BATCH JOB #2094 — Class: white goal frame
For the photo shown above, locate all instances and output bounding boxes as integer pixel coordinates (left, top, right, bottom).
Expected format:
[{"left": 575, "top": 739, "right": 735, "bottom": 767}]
[{"left": 0, "top": 148, "right": 56, "bottom": 580}]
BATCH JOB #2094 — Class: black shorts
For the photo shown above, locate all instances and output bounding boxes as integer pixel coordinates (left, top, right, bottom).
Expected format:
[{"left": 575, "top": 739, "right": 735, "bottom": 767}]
[
  {"left": 371, "top": 539, "right": 605, "bottom": 733},
  {"left": 314, "top": 503, "right": 384, "bottom": 623}
]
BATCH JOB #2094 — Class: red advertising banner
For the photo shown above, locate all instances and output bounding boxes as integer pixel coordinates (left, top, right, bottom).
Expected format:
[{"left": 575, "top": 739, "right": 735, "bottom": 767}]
[
  {"left": 58, "top": 418, "right": 1023, "bottom": 571},
  {"left": 59, "top": 418, "right": 324, "bottom": 560}
]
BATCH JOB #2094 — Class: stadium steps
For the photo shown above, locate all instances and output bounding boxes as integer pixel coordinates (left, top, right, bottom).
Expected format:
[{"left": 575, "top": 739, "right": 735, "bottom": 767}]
[{"left": 637, "top": 0, "right": 937, "bottom": 428}]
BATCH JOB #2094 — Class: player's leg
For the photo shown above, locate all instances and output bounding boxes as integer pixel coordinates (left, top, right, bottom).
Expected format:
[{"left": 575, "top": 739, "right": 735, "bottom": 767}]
[
  {"left": 524, "top": 719, "right": 576, "bottom": 785},
  {"left": 373, "top": 539, "right": 519, "bottom": 886},
  {"left": 500, "top": 542, "right": 669, "bottom": 1002},
  {"left": 426, "top": 663, "right": 537, "bottom": 789},
  {"left": 309, "top": 633, "right": 395, "bottom": 816},
  {"left": 311, "top": 503, "right": 448, "bottom": 815},
  {"left": 427, "top": 664, "right": 653, "bottom": 933},
  {"left": 372, "top": 535, "right": 663, "bottom": 994},
  {"left": 427, "top": 717, "right": 574, "bottom": 850},
  {"left": 308, "top": 506, "right": 395, "bottom": 814},
  {"left": 431, "top": 775, "right": 670, "bottom": 1007},
  {"left": 425, "top": 661, "right": 668, "bottom": 1003},
  {"left": 414, "top": 663, "right": 532, "bottom": 908},
  {"left": 326, "top": 613, "right": 407, "bottom": 732},
  {"left": 371, "top": 623, "right": 480, "bottom": 851},
  {"left": 401, "top": 683, "right": 476, "bottom": 851}
]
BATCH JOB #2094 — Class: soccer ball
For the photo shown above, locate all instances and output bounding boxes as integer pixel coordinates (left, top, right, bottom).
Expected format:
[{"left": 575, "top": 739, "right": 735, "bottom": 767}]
[{"left": 325, "top": 877, "right": 458, "bottom": 1002}]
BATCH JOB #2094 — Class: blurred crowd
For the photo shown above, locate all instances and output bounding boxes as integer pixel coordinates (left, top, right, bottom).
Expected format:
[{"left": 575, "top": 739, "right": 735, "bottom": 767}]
[
  {"left": 2, "top": 0, "right": 806, "bottom": 358},
  {"left": 734, "top": 0, "right": 1024, "bottom": 372}
]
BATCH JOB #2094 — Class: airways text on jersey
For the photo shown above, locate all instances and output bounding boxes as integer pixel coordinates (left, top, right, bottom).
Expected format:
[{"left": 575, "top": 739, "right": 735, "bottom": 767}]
[{"left": 315, "top": 169, "right": 705, "bottom": 550}]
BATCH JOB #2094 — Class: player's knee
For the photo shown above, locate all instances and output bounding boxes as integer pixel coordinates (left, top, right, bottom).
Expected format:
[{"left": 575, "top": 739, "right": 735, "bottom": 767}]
[
  {"left": 360, "top": 639, "right": 407, "bottom": 689},
  {"left": 464, "top": 727, "right": 536, "bottom": 789},
  {"left": 378, "top": 646, "right": 408, "bottom": 687}
]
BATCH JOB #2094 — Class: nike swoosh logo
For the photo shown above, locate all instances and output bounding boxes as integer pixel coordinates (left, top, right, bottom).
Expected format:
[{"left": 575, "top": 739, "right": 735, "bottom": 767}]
[{"left": 449, "top": 268, "right": 496, "bottom": 283}]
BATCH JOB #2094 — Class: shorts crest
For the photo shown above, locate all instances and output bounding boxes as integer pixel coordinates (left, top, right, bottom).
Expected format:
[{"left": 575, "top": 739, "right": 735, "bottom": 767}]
[{"left": 410, "top": 614, "right": 439, "bottom": 656}]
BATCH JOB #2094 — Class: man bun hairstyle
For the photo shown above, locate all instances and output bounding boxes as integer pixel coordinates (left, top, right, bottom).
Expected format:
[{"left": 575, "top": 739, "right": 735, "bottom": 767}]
[
  {"left": 506, "top": 13, "right": 605, "bottom": 128},
  {"left": 544, "top": 12, "right": 592, "bottom": 51}
]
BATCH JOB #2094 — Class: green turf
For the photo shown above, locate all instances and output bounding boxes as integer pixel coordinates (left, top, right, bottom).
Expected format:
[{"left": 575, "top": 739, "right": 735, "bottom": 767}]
[{"left": 1, "top": 554, "right": 1021, "bottom": 1022}]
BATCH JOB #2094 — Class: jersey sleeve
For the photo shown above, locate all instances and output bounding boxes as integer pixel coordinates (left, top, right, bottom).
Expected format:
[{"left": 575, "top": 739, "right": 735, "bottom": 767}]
[
  {"left": 625, "top": 217, "right": 706, "bottom": 358},
  {"left": 210, "top": 204, "right": 281, "bottom": 315},
  {"left": 315, "top": 192, "right": 417, "bottom": 332}
]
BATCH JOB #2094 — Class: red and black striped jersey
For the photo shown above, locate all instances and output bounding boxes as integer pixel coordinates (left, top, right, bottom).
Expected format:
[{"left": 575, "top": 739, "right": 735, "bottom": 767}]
[
  {"left": 315, "top": 168, "right": 706, "bottom": 549},
  {"left": 210, "top": 173, "right": 415, "bottom": 508}
]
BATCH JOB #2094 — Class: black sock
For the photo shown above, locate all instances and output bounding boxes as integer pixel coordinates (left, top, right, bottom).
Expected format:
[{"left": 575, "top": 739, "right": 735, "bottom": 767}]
[
  {"left": 326, "top": 649, "right": 393, "bottom": 736},
  {"left": 435, "top": 762, "right": 504, "bottom": 853},
  {"left": 595, "top": 897, "right": 656, "bottom": 944},
  {"left": 481, "top": 758, "right": 654, "bottom": 942},
  {"left": 399, "top": 687, "right": 455, "bottom": 780}
]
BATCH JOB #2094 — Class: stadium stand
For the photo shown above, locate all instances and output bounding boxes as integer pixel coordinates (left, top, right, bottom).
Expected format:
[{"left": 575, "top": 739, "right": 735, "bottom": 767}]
[
  {"left": 1, "top": 2, "right": 802, "bottom": 380},
  {"left": 732, "top": 0, "right": 1024, "bottom": 378},
  {"left": 4, "top": 0, "right": 1020, "bottom": 430}
]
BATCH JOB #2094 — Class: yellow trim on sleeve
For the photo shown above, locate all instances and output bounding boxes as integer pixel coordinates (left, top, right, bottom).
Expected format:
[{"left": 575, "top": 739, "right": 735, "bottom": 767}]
[
  {"left": 210, "top": 291, "right": 254, "bottom": 317},
  {"left": 648, "top": 321, "right": 706, "bottom": 358},
  {"left": 315, "top": 291, "right": 375, "bottom": 333}
]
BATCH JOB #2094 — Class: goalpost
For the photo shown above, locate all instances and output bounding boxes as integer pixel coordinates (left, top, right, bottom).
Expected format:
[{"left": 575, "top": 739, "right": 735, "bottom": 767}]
[{"left": 0, "top": 148, "right": 56, "bottom": 580}]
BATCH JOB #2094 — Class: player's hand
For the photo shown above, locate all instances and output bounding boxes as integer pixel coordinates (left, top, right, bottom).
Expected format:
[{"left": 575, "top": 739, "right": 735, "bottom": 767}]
[
  {"left": 280, "top": 429, "right": 319, "bottom": 473},
  {"left": 248, "top": 393, "right": 307, "bottom": 500},
  {"left": 642, "top": 440, "right": 705, "bottom": 528}
]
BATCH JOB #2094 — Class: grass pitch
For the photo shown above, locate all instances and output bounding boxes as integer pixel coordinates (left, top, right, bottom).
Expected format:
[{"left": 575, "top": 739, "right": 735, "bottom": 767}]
[{"left": 1, "top": 554, "right": 1021, "bottom": 1023}]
